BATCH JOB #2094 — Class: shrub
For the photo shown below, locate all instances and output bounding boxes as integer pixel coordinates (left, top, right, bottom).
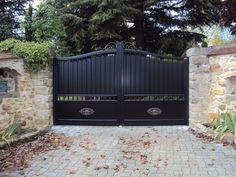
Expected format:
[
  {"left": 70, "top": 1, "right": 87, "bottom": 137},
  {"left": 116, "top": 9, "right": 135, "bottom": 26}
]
[
  {"left": 209, "top": 110, "right": 236, "bottom": 144},
  {"left": 0, "top": 38, "right": 21, "bottom": 52},
  {"left": 0, "top": 38, "right": 54, "bottom": 72},
  {"left": 0, "top": 119, "right": 22, "bottom": 142}
]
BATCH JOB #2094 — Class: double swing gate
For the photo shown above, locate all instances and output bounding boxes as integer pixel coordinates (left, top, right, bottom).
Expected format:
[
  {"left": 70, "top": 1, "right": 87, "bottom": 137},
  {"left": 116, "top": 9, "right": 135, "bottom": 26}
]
[{"left": 53, "top": 41, "right": 189, "bottom": 125}]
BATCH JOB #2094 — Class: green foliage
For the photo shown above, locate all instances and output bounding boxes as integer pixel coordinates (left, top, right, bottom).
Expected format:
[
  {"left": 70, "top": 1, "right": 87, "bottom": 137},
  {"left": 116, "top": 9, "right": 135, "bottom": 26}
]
[
  {"left": 0, "top": 38, "right": 53, "bottom": 72},
  {"left": 1, "top": 119, "right": 22, "bottom": 142},
  {"left": 220, "top": 0, "right": 236, "bottom": 34},
  {"left": 52, "top": 0, "right": 220, "bottom": 56},
  {"left": 30, "top": 1, "right": 66, "bottom": 43},
  {"left": 209, "top": 111, "right": 236, "bottom": 144},
  {"left": 0, "top": 38, "right": 21, "bottom": 52},
  {"left": 0, "top": 0, "right": 31, "bottom": 41},
  {"left": 24, "top": 3, "right": 34, "bottom": 41}
]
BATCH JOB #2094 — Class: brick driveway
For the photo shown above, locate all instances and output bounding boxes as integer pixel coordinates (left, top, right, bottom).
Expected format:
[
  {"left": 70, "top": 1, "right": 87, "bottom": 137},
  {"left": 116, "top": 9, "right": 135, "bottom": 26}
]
[{"left": 4, "top": 126, "right": 236, "bottom": 177}]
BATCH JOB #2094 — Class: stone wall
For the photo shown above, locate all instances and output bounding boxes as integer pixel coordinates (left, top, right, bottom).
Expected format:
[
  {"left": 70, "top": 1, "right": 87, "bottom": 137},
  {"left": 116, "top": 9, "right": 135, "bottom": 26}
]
[
  {"left": 0, "top": 53, "right": 52, "bottom": 132},
  {"left": 187, "top": 44, "right": 236, "bottom": 124}
]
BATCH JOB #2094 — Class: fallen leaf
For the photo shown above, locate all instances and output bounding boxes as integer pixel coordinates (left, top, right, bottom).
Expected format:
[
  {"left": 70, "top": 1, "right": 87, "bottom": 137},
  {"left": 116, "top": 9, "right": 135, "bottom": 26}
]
[
  {"left": 140, "top": 155, "right": 148, "bottom": 164},
  {"left": 66, "top": 170, "right": 76, "bottom": 175},
  {"left": 210, "top": 157, "right": 216, "bottom": 161},
  {"left": 94, "top": 166, "right": 101, "bottom": 170},
  {"left": 123, "top": 154, "right": 132, "bottom": 159},
  {"left": 103, "top": 165, "right": 109, "bottom": 169},
  {"left": 143, "top": 141, "right": 151, "bottom": 149},
  {"left": 99, "top": 154, "right": 106, "bottom": 160}
]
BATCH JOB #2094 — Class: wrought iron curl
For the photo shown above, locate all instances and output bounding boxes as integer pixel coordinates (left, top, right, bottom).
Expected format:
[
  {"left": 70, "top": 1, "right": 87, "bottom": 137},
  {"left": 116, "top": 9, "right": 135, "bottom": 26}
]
[
  {"left": 124, "top": 42, "right": 137, "bottom": 49},
  {"left": 103, "top": 42, "right": 116, "bottom": 50}
]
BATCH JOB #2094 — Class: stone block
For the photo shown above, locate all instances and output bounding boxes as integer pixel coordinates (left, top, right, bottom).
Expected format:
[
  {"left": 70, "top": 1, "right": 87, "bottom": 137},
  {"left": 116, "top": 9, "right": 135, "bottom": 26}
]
[
  {"left": 190, "top": 56, "right": 206, "bottom": 65},
  {"left": 35, "top": 86, "right": 50, "bottom": 95},
  {"left": 212, "top": 87, "right": 224, "bottom": 95}
]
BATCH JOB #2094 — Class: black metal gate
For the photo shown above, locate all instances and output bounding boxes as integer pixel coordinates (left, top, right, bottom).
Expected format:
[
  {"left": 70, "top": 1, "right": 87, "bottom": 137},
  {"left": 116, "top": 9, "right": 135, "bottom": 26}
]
[{"left": 53, "top": 41, "right": 189, "bottom": 125}]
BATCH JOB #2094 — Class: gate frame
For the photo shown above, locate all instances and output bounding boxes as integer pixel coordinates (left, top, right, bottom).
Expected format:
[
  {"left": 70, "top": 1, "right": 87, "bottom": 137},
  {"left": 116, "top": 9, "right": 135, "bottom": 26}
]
[{"left": 52, "top": 41, "right": 189, "bottom": 126}]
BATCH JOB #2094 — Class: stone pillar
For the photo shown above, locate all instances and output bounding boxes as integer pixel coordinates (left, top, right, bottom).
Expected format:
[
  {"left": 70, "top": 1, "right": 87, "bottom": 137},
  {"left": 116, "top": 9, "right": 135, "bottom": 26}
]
[
  {"left": 187, "top": 44, "right": 236, "bottom": 125},
  {"left": 0, "top": 53, "right": 52, "bottom": 132},
  {"left": 187, "top": 48, "right": 212, "bottom": 124}
]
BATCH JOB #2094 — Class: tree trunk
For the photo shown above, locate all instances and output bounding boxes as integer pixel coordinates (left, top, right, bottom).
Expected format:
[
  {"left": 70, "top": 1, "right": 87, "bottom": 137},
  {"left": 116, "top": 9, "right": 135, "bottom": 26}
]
[{"left": 134, "top": 0, "right": 144, "bottom": 49}]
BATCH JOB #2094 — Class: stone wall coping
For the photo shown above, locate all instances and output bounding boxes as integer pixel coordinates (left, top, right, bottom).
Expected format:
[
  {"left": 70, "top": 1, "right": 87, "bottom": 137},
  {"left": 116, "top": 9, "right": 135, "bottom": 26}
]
[
  {"left": 186, "top": 42, "right": 236, "bottom": 57},
  {"left": 186, "top": 47, "right": 212, "bottom": 57},
  {"left": 0, "top": 52, "right": 18, "bottom": 60},
  {"left": 207, "top": 46, "right": 236, "bottom": 56}
]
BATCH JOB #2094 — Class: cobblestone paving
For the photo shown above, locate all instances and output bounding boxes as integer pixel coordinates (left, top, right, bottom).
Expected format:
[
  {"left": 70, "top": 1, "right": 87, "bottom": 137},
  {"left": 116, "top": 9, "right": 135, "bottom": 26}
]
[{"left": 2, "top": 126, "right": 236, "bottom": 177}]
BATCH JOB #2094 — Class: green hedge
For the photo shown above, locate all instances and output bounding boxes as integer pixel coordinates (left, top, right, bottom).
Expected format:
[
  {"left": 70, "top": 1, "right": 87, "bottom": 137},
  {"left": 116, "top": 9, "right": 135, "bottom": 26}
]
[{"left": 0, "top": 38, "right": 54, "bottom": 72}]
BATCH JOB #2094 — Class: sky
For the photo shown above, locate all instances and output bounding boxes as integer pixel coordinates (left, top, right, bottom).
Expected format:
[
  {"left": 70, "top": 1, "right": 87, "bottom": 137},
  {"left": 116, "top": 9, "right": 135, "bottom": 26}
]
[{"left": 32, "top": 0, "right": 43, "bottom": 8}]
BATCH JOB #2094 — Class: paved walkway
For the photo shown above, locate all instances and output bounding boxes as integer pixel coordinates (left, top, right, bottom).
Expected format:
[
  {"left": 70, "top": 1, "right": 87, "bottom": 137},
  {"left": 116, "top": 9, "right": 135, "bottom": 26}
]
[{"left": 3, "top": 126, "right": 236, "bottom": 177}]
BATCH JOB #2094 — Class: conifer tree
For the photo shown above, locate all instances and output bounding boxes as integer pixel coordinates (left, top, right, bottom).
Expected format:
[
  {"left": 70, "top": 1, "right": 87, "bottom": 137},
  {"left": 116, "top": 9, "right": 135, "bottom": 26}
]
[
  {"left": 0, "top": 0, "right": 31, "bottom": 41},
  {"left": 53, "top": 0, "right": 220, "bottom": 56},
  {"left": 220, "top": 0, "right": 236, "bottom": 35}
]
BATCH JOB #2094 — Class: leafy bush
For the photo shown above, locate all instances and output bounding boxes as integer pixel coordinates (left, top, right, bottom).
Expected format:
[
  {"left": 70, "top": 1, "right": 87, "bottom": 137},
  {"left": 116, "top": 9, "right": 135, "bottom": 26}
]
[
  {"left": 0, "top": 38, "right": 54, "bottom": 72},
  {"left": 0, "top": 38, "right": 21, "bottom": 52},
  {"left": 209, "top": 110, "right": 236, "bottom": 144},
  {"left": 0, "top": 119, "right": 22, "bottom": 142}
]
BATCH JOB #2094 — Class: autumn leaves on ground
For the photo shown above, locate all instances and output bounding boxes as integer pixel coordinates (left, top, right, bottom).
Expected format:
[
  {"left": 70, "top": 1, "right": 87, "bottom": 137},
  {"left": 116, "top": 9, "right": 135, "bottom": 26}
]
[
  {"left": 0, "top": 133, "right": 74, "bottom": 173},
  {"left": 0, "top": 129, "right": 164, "bottom": 175},
  {"left": 0, "top": 126, "right": 236, "bottom": 177}
]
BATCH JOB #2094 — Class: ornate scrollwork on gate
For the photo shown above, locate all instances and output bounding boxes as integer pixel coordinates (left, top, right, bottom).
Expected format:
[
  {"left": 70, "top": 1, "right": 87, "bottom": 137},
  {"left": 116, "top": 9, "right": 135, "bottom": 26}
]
[
  {"left": 79, "top": 108, "right": 94, "bottom": 116},
  {"left": 124, "top": 42, "right": 137, "bottom": 49},
  {"left": 103, "top": 42, "right": 116, "bottom": 50},
  {"left": 147, "top": 107, "right": 162, "bottom": 115},
  {"left": 103, "top": 41, "right": 137, "bottom": 50}
]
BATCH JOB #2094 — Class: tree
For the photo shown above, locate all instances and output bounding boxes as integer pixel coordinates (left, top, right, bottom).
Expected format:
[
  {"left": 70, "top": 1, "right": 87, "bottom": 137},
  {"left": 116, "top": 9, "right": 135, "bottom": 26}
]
[
  {"left": 30, "top": 1, "right": 66, "bottom": 42},
  {"left": 0, "top": 0, "right": 31, "bottom": 41},
  {"left": 53, "top": 0, "right": 220, "bottom": 56},
  {"left": 24, "top": 3, "right": 33, "bottom": 41},
  {"left": 204, "top": 25, "right": 234, "bottom": 46},
  {"left": 220, "top": 0, "right": 236, "bottom": 35},
  {"left": 189, "top": 25, "right": 234, "bottom": 47}
]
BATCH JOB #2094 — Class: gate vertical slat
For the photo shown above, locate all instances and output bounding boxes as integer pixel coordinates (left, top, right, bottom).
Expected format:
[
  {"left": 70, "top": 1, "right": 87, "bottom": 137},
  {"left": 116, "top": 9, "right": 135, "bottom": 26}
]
[
  {"left": 116, "top": 41, "right": 124, "bottom": 124},
  {"left": 135, "top": 54, "right": 139, "bottom": 94},
  {"left": 53, "top": 57, "right": 57, "bottom": 124},
  {"left": 167, "top": 61, "right": 171, "bottom": 93},
  {"left": 154, "top": 60, "right": 159, "bottom": 94},
  {"left": 87, "top": 57, "right": 90, "bottom": 93},
  {"left": 111, "top": 56, "right": 114, "bottom": 94},
  {"left": 126, "top": 55, "right": 134, "bottom": 94},
  {"left": 67, "top": 61, "right": 70, "bottom": 94},
  {"left": 85, "top": 59, "right": 88, "bottom": 93},
  {"left": 91, "top": 57, "right": 95, "bottom": 94},
  {"left": 148, "top": 56, "right": 151, "bottom": 94},
  {"left": 106, "top": 56, "right": 109, "bottom": 93},
  {"left": 73, "top": 60, "right": 75, "bottom": 94},
  {"left": 184, "top": 58, "right": 189, "bottom": 124},
  {"left": 95, "top": 56, "right": 98, "bottom": 93},
  {"left": 64, "top": 61, "right": 68, "bottom": 93},
  {"left": 102, "top": 56, "right": 106, "bottom": 93},
  {"left": 98, "top": 55, "right": 101, "bottom": 93}
]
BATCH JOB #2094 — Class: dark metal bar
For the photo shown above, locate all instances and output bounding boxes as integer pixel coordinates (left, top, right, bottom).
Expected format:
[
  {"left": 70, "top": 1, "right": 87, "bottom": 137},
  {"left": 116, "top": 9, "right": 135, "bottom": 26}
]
[
  {"left": 52, "top": 57, "right": 57, "bottom": 124},
  {"left": 57, "top": 49, "right": 116, "bottom": 60},
  {"left": 124, "top": 49, "right": 184, "bottom": 60},
  {"left": 116, "top": 41, "right": 124, "bottom": 124},
  {"left": 184, "top": 58, "right": 189, "bottom": 124},
  {"left": 57, "top": 94, "right": 117, "bottom": 96}
]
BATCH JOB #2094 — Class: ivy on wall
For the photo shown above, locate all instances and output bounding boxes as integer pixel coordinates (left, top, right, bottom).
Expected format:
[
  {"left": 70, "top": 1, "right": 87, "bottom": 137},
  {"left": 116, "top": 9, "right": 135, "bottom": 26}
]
[{"left": 0, "top": 38, "right": 54, "bottom": 72}]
